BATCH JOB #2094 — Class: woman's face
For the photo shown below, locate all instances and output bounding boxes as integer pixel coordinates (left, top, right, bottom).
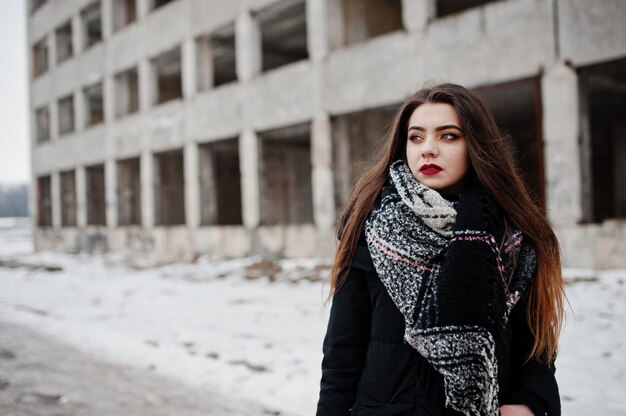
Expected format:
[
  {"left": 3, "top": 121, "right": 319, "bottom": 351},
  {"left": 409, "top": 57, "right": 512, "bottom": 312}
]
[{"left": 405, "top": 103, "right": 470, "bottom": 196}]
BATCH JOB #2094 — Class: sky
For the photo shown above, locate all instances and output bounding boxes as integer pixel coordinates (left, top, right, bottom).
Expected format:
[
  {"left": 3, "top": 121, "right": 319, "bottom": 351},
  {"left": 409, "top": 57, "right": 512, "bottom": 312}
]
[{"left": 0, "top": 1, "right": 30, "bottom": 185}]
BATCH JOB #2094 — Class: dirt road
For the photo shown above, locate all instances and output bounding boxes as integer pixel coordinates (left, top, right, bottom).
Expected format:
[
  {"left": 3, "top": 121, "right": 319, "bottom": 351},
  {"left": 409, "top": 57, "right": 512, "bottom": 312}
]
[{"left": 0, "top": 319, "right": 278, "bottom": 416}]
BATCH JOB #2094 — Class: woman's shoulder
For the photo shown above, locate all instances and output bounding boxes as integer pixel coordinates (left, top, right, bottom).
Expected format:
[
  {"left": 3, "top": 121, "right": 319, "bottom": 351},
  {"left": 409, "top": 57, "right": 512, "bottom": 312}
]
[{"left": 353, "top": 228, "right": 376, "bottom": 273}]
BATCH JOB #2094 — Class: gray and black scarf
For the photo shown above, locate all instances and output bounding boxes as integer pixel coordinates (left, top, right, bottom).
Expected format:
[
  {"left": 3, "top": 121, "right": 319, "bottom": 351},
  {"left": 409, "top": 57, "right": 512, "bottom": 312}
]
[{"left": 364, "top": 160, "right": 536, "bottom": 416}]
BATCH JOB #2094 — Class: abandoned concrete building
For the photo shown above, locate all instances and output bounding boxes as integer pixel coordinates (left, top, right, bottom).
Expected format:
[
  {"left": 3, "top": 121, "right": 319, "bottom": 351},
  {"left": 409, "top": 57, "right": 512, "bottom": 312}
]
[{"left": 28, "top": 0, "right": 626, "bottom": 268}]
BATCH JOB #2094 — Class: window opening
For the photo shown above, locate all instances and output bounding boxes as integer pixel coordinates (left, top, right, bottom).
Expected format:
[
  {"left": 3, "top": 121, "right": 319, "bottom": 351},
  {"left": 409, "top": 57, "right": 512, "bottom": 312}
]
[
  {"left": 113, "top": 0, "right": 137, "bottom": 31},
  {"left": 154, "top": 150, "right": 186, "bottom": 225},
  {"left": 199, "top": 138, "right": 242, "bottom": 225},
  {"left": 86, "top": 164, "right": 106, "bottom": 225},
  {"left": 84, "top": 82, "right": 104, "bottom": 126},
  {"left": 117, "top": 157, "right": 141, "bottom": 225},
  {"left": 81, "top": 2, "right": 102, "bottom": 49},
  {"left": 32, "top": 37, "right": 48, "bottom": 77},
  {"left": 258, "top": 0, "right": 308, "bottom": 72},
  {"left": 37, "top": 175, "right": 52, "bottom": 226},
  {"left": 35, "top": 106, "right": 50, "bottom": 143},
  {"left": 56, "top": 21, "right": 73, "bottom": 63},
  {"left": 259, "top": 123, "right": 313, "bottom": 224},
  {"left": 60, "top": 170, "right": 77, "bottom": 226},
  {"left": 152, "top": 47, "right": 182, "bottom": 105},
  {"left": 114, "top": 67, "right": 139, "bottom": 117},
  {"left": 58, "top": 95, "right": 75, "bottom": 135}
]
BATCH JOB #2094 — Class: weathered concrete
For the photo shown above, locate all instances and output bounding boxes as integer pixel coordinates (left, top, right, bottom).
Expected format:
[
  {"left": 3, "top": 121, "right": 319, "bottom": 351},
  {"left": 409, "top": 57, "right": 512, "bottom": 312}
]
[
  {"left": 107, "top": 226, "right": 155, "bottom": 253},
  {"left": 235, "top": 8, "right": 261, "bottom": 83},
  {"left": 311, "top": 114, "right": 336, "bottom": 257},
  {"left": 140, "top": 151, "right": 154, "bottom": 227},
  {"left": 50, "top": 172, "right": 61, "bottom": 228},
  {"left": 105, "top": 158, "right": 117, "bottom": 227},
  {"left": 151, "top": 226, "right": 195, "bottom": 259},
  {"left": 101, "top": 0, "right": 113, "bottom": 40},
  {"left": 324, "top": 30, "right": 414, "bottom": 115},
  {"left": 556, "top": 222, "right": 626, "bottom": 269},
  {"left": 34, "top": 227, "right": 80, "bottom": 252},
  {"left": 247, "top": 61, "right": 314, "bottom": 132},
  {"left": 184, "top": 141, "right": 200, "bottom": 228},
  {"left": 182, "top": 37, "right": 197, "bottom": 97},
  {"left": 189, "top": 83, "right": 242, "bottom": 141},
  {"left": 75, "top": 165, "right": 87, "bottom": 227},
  {"left": 257, "top": 224, "right": 317, "bottom": 258},
  {"left": 559, "top": 0, "right": 626, "bottom": 66},
  {"left": 541, "top": 62, "right": 582, "bottom": 226},
  {"left": 193, "top": 226, "right": 251, "bottom": 258},
  {"left": 239, "top": 129, "right": 261, "bottom": 230},
  {"left": 306, "top": 0, "right": 331, "bottom": 60},
  {"left": 402, "top": 0, "right": 435, "bottom": 32}
]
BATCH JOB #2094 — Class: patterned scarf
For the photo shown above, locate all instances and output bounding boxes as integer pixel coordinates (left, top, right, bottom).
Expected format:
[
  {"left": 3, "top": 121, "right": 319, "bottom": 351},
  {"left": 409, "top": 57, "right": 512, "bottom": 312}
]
[{"left": 364, "top": 160, "right": 536, "bottom": 416}]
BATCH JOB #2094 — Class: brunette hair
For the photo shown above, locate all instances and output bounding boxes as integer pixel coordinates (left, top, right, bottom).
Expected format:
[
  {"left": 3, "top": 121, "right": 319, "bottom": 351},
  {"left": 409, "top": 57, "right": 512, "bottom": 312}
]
[{"left": 329, "top": 83, "right": 564, "bottom": 363}]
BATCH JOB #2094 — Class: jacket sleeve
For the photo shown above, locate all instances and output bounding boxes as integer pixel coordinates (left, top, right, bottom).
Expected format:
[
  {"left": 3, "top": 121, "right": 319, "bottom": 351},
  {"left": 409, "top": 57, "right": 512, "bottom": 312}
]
[
  {"left": 503, "top": 294, "right": 561, "bottom": 416},
  {"left": 316, "top": 261, "right": 372, "bottom": 416}
]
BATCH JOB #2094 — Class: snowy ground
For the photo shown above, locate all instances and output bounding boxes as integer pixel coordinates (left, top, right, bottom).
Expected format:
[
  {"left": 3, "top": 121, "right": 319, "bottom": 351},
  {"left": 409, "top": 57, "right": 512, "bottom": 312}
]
[
  {"left": 0, "top": 219, "right": 625, "bottom": 415},
  {"left": 0, "top": 319, "right": 269, "bottom": 415}
]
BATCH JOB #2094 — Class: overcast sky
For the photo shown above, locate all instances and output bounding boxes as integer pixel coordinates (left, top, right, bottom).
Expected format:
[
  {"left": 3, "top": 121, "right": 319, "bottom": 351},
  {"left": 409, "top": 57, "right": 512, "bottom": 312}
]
[{"left": 0, "top": 2, "right": 29, "bottom": 185}]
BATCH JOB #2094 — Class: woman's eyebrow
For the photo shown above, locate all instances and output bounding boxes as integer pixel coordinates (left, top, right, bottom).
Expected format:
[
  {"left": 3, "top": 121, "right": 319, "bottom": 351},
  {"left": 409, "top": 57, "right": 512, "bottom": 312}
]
[
  {"left": 407, "top": 124, "right": 462, "bottom": 132},
  {"left": 436, "top": 124, "right": 462, "bottom": 131}
]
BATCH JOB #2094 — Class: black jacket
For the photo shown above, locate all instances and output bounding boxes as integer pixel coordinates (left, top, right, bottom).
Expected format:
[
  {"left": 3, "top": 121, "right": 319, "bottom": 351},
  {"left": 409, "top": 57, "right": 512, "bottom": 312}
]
[{"left": 316, "top": 234, "right": 560, "bottom": 416}]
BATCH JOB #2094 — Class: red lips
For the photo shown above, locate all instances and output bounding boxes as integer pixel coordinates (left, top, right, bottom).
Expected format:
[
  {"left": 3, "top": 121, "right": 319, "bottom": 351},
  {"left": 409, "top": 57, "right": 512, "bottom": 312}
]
[{"left": 419, "top": 164, "right": 442, "bottom": 175}]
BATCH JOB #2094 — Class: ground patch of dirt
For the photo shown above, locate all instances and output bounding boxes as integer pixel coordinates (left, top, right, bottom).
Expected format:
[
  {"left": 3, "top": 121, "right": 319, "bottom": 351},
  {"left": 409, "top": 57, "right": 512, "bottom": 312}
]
[{"left": 0, "top": 320, "right": 280, "bottom": 416}]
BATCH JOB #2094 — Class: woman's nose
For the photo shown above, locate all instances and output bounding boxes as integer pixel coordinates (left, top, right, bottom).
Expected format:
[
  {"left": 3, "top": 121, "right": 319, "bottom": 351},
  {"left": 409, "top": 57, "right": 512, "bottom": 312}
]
[{"left": 421, "top": 137, "right": 438, "bottom": 158}]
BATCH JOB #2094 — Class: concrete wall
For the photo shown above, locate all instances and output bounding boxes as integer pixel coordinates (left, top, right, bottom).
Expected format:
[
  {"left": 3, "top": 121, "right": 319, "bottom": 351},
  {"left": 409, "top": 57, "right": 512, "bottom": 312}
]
[{"left": 559, "top": 0, "right": 626, "bottom": 66}]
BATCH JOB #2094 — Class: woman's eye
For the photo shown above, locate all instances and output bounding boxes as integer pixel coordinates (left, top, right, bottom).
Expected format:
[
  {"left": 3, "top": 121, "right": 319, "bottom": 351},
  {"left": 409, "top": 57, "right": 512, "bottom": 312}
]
[
  {"left": 441, "top": 133, "right": 457, "bottom": 140},
  {"left": 409, "top": 135, "right": 423, "bottom": 142}
]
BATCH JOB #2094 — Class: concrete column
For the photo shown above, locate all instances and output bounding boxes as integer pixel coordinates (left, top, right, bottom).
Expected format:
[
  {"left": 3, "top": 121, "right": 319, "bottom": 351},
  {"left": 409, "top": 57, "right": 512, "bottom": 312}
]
[
  {"left": 72, "top": 14, "right": 82, "bottom": 55},
  {"left": 307, "top": 0, "right": 339, "bottom": 255},
  {"left": 311, "top": 114, "right": 336, "bottom": 255},
  {"left": 74, "top": 89, "right": 84, "bottom": 131},
  {"left": 76, "top": 166, "right": 87, "bottom": 227},
  {"left": 137, "top": 0, "right": 151, "bottom": 20},
  {"left": 51, "top": 171, "right": 61, "bottom": 228},
  {"left": 50, "top": 99, "right": 59, "bottom": 141},
  {"left": 29, "top": 173, "right": 38, "bottom": 228},
  {"left": 103, "top": 75, "right": 115, "bottom": 123},
  {"left": 333, "top": 117, "right": 351, "bottom": 209},
  {"left": 28, "top": 107, "right": 36, "bottom": 149},
  {"left": 236, "top": 8, "right": 262, "bottom": 231},
  {"left": 101, "top": 0, "right": 113, "bottom": 40},
  {"left": 541, "top": 62, "right": 582, "bottom": 226},
  {"left": 196, "top": 36, "right": 214, "bottom": 91},
  {"left": 182, "top": 37, "right": 197, "bottom": 98},
  {"left": 138, "top": 58, "right": 153, "bottom": 111},
  {"left": 105, "top": 159, "right": 117, "bottom": 227},
  {"left": 239, "top": 130, "right": 261, "bottom": 228},
  {"left": 578, "top": 75, "right": 593, "bottom": 222},
  {"left": 184, "top": 141, "right": 200, "bottom": 228},
  {"left": 140, "top": 151, "right": 155, "bottom": 227},
  {"left": 235, "top": 9, "right": 262, "bottom": 82},
  {"left": 306, "top": 0, "right": 331, "bottom": 60},
  {"left": 47, "top": 33, "right": 56, "bottom": 71},
  {"left": 402, "top": 0, "right": 436, "bottom": 32}
]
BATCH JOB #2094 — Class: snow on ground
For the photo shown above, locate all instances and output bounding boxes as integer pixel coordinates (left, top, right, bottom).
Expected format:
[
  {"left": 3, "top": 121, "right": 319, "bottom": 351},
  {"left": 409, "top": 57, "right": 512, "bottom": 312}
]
[
  {"left": 557, "top": 269, "right": 626, "bottom": 415},
  {"left": 1, "top": 220, "right": 625, "bottom": 415}
]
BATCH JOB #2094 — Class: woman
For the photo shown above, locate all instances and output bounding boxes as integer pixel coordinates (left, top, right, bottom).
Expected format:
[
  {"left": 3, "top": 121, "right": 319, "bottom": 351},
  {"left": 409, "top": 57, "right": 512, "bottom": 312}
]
[{"left": 316, "top": 83, "right": 564, "bottom": 416}]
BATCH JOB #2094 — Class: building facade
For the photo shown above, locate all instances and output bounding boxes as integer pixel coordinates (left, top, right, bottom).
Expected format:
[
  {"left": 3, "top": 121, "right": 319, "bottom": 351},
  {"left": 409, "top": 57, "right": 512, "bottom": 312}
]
[{"left": 28, "top": 0, "right": 626, "bottom": 267}]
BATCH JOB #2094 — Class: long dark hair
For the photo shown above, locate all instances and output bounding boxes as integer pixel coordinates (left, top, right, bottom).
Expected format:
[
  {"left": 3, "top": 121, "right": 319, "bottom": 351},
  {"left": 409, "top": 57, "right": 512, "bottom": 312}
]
[{"left": 329, "top": 83, "right": 564, "bottom": 363}]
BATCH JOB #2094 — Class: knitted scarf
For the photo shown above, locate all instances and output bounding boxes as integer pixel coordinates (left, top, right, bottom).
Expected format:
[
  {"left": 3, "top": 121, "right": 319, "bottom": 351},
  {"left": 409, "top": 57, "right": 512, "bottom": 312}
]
[{"left": 364, "top": 160, "right": 536, "bottom": 416}]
